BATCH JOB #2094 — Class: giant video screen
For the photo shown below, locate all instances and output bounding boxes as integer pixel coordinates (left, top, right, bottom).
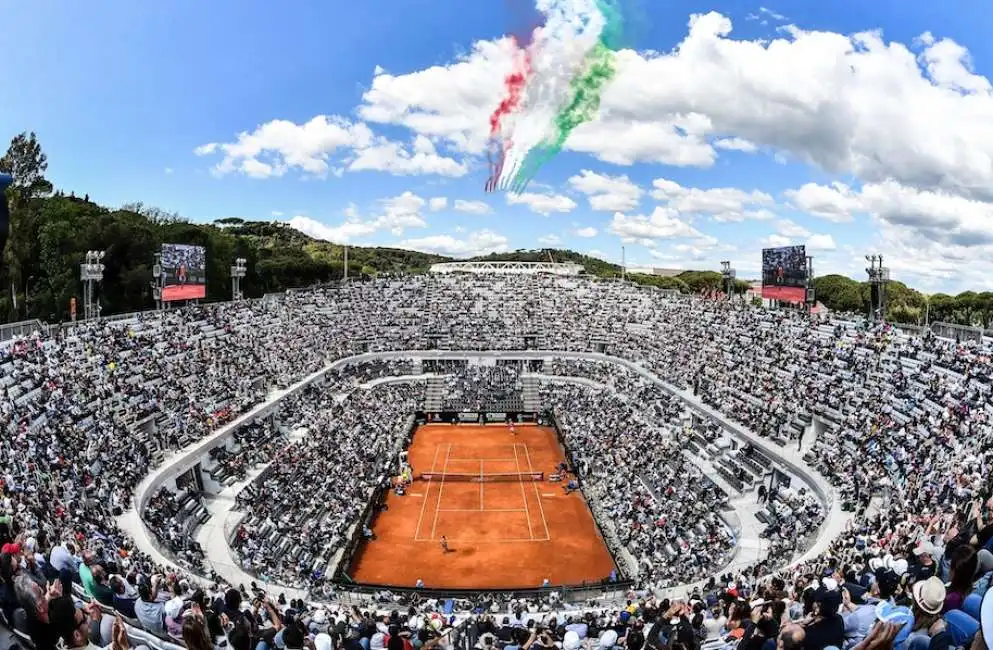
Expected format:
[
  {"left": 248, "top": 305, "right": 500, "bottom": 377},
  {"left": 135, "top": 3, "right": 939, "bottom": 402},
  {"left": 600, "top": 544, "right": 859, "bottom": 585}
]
[
  {"left": 761, "top": 245, "right": 807, "bottom": 302},
  {"left": 161, "top": 243, "right": 207, "bottom": 301}
]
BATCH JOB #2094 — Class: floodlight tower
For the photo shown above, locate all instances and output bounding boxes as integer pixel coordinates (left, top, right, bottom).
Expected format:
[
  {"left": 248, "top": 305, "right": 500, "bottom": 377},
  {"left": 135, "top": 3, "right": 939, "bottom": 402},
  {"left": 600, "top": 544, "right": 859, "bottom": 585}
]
[
  {"left": 151, "top": 252, "right": 166, "bottom": 311},
  {"left": 720, "top": 260, "right": 736, "bottom": 300},
  {"left": 865, "top": 255, "right": 890, "bottom": 323},
  {"left": 80, "top": 250, "right": 106, "bottom": 321},
  {"left": 231, "top": 257, "right": 248, "bottom": 301}
]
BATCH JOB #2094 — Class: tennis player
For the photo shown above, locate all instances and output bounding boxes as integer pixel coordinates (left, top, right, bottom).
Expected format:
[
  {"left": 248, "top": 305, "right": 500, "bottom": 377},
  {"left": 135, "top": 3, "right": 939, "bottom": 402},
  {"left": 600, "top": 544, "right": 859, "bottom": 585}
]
[
  {"left": 440, "top": 536, "right": 450, "bottom": 553},
  {"left": 510, "top": 421, "right": 517, "bottom": 436}
]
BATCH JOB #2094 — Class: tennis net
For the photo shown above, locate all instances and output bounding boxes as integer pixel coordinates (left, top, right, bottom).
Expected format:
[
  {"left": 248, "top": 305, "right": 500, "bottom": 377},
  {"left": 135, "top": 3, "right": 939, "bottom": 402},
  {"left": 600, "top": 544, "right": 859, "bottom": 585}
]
[{"left": 418, "top": 472, "right": 544, "bottom": 483}]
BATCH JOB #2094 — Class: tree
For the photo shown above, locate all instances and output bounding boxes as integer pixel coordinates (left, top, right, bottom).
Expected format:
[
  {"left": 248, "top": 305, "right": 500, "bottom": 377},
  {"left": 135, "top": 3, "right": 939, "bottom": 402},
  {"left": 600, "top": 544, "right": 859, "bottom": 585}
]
[
  {"left": 0, "top": 132, "right": 53, "bottom": 199},
  {"left": 676, "top": 270, "right": 723, "bottom": 293},
  {"left": 1, "top": 132, "right": 55, "bottom": 319},
  {"left": 733, "top": 279, "right": 751, "bottom": 295}
]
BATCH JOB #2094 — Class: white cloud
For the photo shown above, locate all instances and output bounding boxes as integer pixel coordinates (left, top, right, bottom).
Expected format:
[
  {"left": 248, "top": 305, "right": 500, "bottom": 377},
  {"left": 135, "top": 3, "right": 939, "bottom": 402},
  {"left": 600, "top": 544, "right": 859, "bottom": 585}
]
[
  {"left": 608, "top": 207, "right": 702, "bottom": 241},
  {"left": 164, "top": 167, "right": 174, "bottom": 175},
  {"left": 288, "top": 215, "right": 378, "bottom": 243},
  {"left": 371, "top": 191, "right": 429, "bottom": 236},
  {"left": 240, "top": 158, "right": 285, "bottom": 179},
  {"left": 575, "top": 227, "right": 598, "bottom": 238},
  {"left": 194, "top": 117, "right": 466, "bottom": 180},
  {"left": 787, "top": 179, "right": 993, "bottom": 248},
  {"left": 568, "top": 170, "right": 644, "bottom": 212},
  {"left": 196, "top": 116, "right": 373, "bottom": 178},
  {"left": 506, "top": 192, "right": 577, "bottom": 215},
  {"left": 918, "top": 36, "right": 991, "bottom": 94},
  {"left": 566, "top": 118, "right": 717, "bottom": 167},
  {"left": 453, "top": 199, "right": 492, "bottom": 215},
  {"left": 429, "top": 197, "right": 448, "bottom": 211},
  {"left": 775, "top": 219, "right": 811, "bottom": 238},
  {"left": 785, "top": 182, "right": 861, "bottom": 222},
  {"left": 396, "top": 229, "right": 510, "bottom": 258},
  {"left": 758, "top": 7, "right": 786, "bottom": 21},
  {"left": 357, "top": 13, "right": 993, "bottom": 201},
  {"left": 807, "top": 233, "right": 837, "bottom": 250},
  {"left": 713, "top": 137, "right": 758, "bottom": 153},
  {"left": 538, "top": 234, "right": 562, "bottom": 246},
  {"left": 347, "top": 135, "right": 468, "bottom": 177},
  {"left": 651, "top": 178, "right": 774, "bottom": 222},
  {"left": 671, "top": 243, "right": 710, "bottom": 260},
  {"left": 287, "top": 191, "right": 430, "bottom": 242},
  {"left": 764, "top": 234, "right": 792, "bottom": 247}
]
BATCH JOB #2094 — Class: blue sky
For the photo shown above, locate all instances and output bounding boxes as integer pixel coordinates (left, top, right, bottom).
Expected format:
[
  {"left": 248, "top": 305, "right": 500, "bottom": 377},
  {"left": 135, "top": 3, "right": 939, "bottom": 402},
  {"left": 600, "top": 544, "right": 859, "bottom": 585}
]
[{"left": 4, "top": 0, "right": 993, "bottom": 291}]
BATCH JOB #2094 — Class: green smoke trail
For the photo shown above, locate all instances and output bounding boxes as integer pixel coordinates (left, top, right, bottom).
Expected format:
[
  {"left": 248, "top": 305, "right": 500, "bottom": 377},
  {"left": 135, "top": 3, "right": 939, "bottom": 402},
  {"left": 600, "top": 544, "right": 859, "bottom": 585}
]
[{"left": 509, "top": 0, "right": 624, "bottom": 192}]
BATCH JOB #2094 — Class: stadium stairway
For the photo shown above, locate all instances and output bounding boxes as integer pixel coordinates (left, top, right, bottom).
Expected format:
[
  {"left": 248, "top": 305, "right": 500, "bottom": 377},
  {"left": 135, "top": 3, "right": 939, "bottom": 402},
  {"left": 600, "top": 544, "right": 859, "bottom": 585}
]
[
  {"left": 193, "top": 427, "right": 313, "bottom": 604},
  {"left": 520, "top": 376, "right": 541, "bottom": 412},
  {"left": 680, "top": 448, "right": 745, "bottom": 499},
  {"left": 422, "top": 376, "right": 446, "bottom": 411}
]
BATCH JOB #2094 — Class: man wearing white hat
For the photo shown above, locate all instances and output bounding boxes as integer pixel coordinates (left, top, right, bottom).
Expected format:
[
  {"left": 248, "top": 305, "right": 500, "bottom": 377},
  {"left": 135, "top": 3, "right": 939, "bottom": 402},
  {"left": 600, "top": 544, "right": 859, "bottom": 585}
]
[{"left": 910, "top": 542, "right": 939, "bottom": 582}]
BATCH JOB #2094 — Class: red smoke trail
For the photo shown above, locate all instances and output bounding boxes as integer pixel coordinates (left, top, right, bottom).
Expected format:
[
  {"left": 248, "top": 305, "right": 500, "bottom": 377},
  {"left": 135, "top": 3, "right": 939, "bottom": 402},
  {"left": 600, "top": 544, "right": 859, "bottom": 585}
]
[
  {"left": 484, "top": 0, "right": 545, "bottom": 191},
  {"left": 486, "top": 40, "right": 533, "bottom": 191}
]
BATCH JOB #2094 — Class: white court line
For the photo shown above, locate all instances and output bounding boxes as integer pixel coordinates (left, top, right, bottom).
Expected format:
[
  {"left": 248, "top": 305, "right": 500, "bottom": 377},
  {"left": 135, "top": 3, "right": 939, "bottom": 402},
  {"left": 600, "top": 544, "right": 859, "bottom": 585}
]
[
  {"left": 541, "top": 493, "right": 557, "bottom": 497},
  {"left": 429, "top": 443, "right": 452, "bottom": 540},
  {"left": 523, "top": 444, "right": 551, "bottom": 541},
  {"left": 447, "top": 458, "right": 519, "bottom": 462},
  {"left": 412, "top": 444, "right": 443, "bottom": 541},
  {"left": 437, "top": 508, "right": 528, "bottom": 513},
  {"left": 513, "top": 443, "right": 536, "bottom": 541},
  {"left": 411, "top": 538, "right": 550, "bottom": 544}
]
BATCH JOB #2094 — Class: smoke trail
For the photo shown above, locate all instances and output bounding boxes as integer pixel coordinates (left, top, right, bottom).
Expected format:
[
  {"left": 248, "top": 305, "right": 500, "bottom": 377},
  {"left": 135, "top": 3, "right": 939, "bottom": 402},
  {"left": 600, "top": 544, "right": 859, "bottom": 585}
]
[
  {"left": 506, "top": 0, "right": 624, "bottom": 191},
  {"left": 485, "top": 44, "right": 534, "bottom": 191},
  {"left": 510, "top": 41, "right": 616, "bottom": 189}
]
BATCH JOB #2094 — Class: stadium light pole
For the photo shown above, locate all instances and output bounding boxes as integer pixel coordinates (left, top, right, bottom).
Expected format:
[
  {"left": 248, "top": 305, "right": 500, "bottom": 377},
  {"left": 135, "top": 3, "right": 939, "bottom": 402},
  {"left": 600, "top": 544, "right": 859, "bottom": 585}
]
[
  {"left": 865, "top": 255, "right": 890, "bottom": 323},
  {"left": 80, "top": 250, "right": 106, "bottom": 321},
  {"left": 720, "top": 260, "right": 736, "bottom": 301},
  {"left": 151, "top": 252, "right": 165, "bottom": 311},
  {"left": 230, "top": 257, "right": 248, "bottom": 301}
]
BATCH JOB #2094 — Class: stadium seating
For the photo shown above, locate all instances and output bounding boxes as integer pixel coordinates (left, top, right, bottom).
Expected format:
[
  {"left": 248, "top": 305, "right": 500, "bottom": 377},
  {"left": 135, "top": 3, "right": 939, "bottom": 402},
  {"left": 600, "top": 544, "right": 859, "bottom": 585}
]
[{"left": 0, "top": 274, "right": 991, "bottom": 650}]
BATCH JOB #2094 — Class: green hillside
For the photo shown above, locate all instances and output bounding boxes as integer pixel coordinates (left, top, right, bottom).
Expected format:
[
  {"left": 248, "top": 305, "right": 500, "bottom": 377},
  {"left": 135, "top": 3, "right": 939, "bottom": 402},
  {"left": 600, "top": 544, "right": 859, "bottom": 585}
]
[{"left": 1, "top": 131, "right": 988, "bottom": 328}]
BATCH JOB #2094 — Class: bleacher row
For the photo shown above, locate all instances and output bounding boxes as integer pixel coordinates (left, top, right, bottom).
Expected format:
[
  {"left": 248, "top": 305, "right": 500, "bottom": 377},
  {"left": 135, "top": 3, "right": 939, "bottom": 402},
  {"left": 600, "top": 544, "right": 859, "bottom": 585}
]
[{"left": 3, "top": 273, "right": 988, "bottom": 650}]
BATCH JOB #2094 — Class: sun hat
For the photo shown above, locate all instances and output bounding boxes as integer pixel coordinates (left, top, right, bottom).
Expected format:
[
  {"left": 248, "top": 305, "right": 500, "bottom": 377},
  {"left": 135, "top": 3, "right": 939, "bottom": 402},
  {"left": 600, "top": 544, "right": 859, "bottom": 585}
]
[{"left": 911, "top": 577, "right": 946, "bottom": 615}]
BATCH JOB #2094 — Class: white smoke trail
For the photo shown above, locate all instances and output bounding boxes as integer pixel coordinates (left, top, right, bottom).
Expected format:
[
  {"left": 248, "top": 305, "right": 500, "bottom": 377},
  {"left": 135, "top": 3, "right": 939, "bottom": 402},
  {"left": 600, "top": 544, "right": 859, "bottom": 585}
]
[{"left": 495, "top": 0, "right": 606, "bottom": 191}]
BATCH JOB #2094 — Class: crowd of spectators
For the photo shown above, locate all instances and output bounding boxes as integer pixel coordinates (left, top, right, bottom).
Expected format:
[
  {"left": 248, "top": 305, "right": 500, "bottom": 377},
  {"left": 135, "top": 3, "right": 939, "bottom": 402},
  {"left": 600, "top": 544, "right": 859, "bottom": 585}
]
[
  {"left": 541, "top": 379, "right": 735, "bottom": 588},
  {"left": 0, "top": 274, "right": 991, "bottom": 650},
  {"left": 231, "top": 382, "right": 422, "bottom": 589},
  {"left": 437, "top": 366, "right": 524, "bottom": 412}
]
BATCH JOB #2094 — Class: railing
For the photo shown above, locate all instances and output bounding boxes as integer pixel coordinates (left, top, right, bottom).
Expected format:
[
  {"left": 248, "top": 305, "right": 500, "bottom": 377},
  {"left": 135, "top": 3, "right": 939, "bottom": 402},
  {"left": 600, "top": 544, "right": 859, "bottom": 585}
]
[
  {"left": 548, "top": 408, "right": 636, "bottom": 580},
  {"left": 132, "top": 350, "right": 843, "bottom": 602},
  {"left": 329, "top": 579, "right": 634, "bottom": 604},
  {"left": 0, "top": 318, "right": 48, "bottom": 343},
  {"left": 3, "top": 293, "right": 274, "bottom": 342},
  {"left": 331, "top": 417, "right": 417, "bottom": 585}
]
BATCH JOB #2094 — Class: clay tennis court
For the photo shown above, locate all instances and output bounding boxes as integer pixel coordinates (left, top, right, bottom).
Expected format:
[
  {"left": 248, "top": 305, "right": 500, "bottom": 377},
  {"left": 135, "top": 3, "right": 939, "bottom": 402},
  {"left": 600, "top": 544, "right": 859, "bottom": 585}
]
[{"left": 347, "top": 423, "right": 617, "bottom": 589}]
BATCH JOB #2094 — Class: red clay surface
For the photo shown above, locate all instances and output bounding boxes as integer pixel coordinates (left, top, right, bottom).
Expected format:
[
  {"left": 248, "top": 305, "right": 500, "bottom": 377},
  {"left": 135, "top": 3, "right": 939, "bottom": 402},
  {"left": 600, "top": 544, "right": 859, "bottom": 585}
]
[
  {"left": 162, "top": 284, "right": 206, "bottom": 301},
  {"left": 347, "top": 424, "right": 617, "bottom": 590}
]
